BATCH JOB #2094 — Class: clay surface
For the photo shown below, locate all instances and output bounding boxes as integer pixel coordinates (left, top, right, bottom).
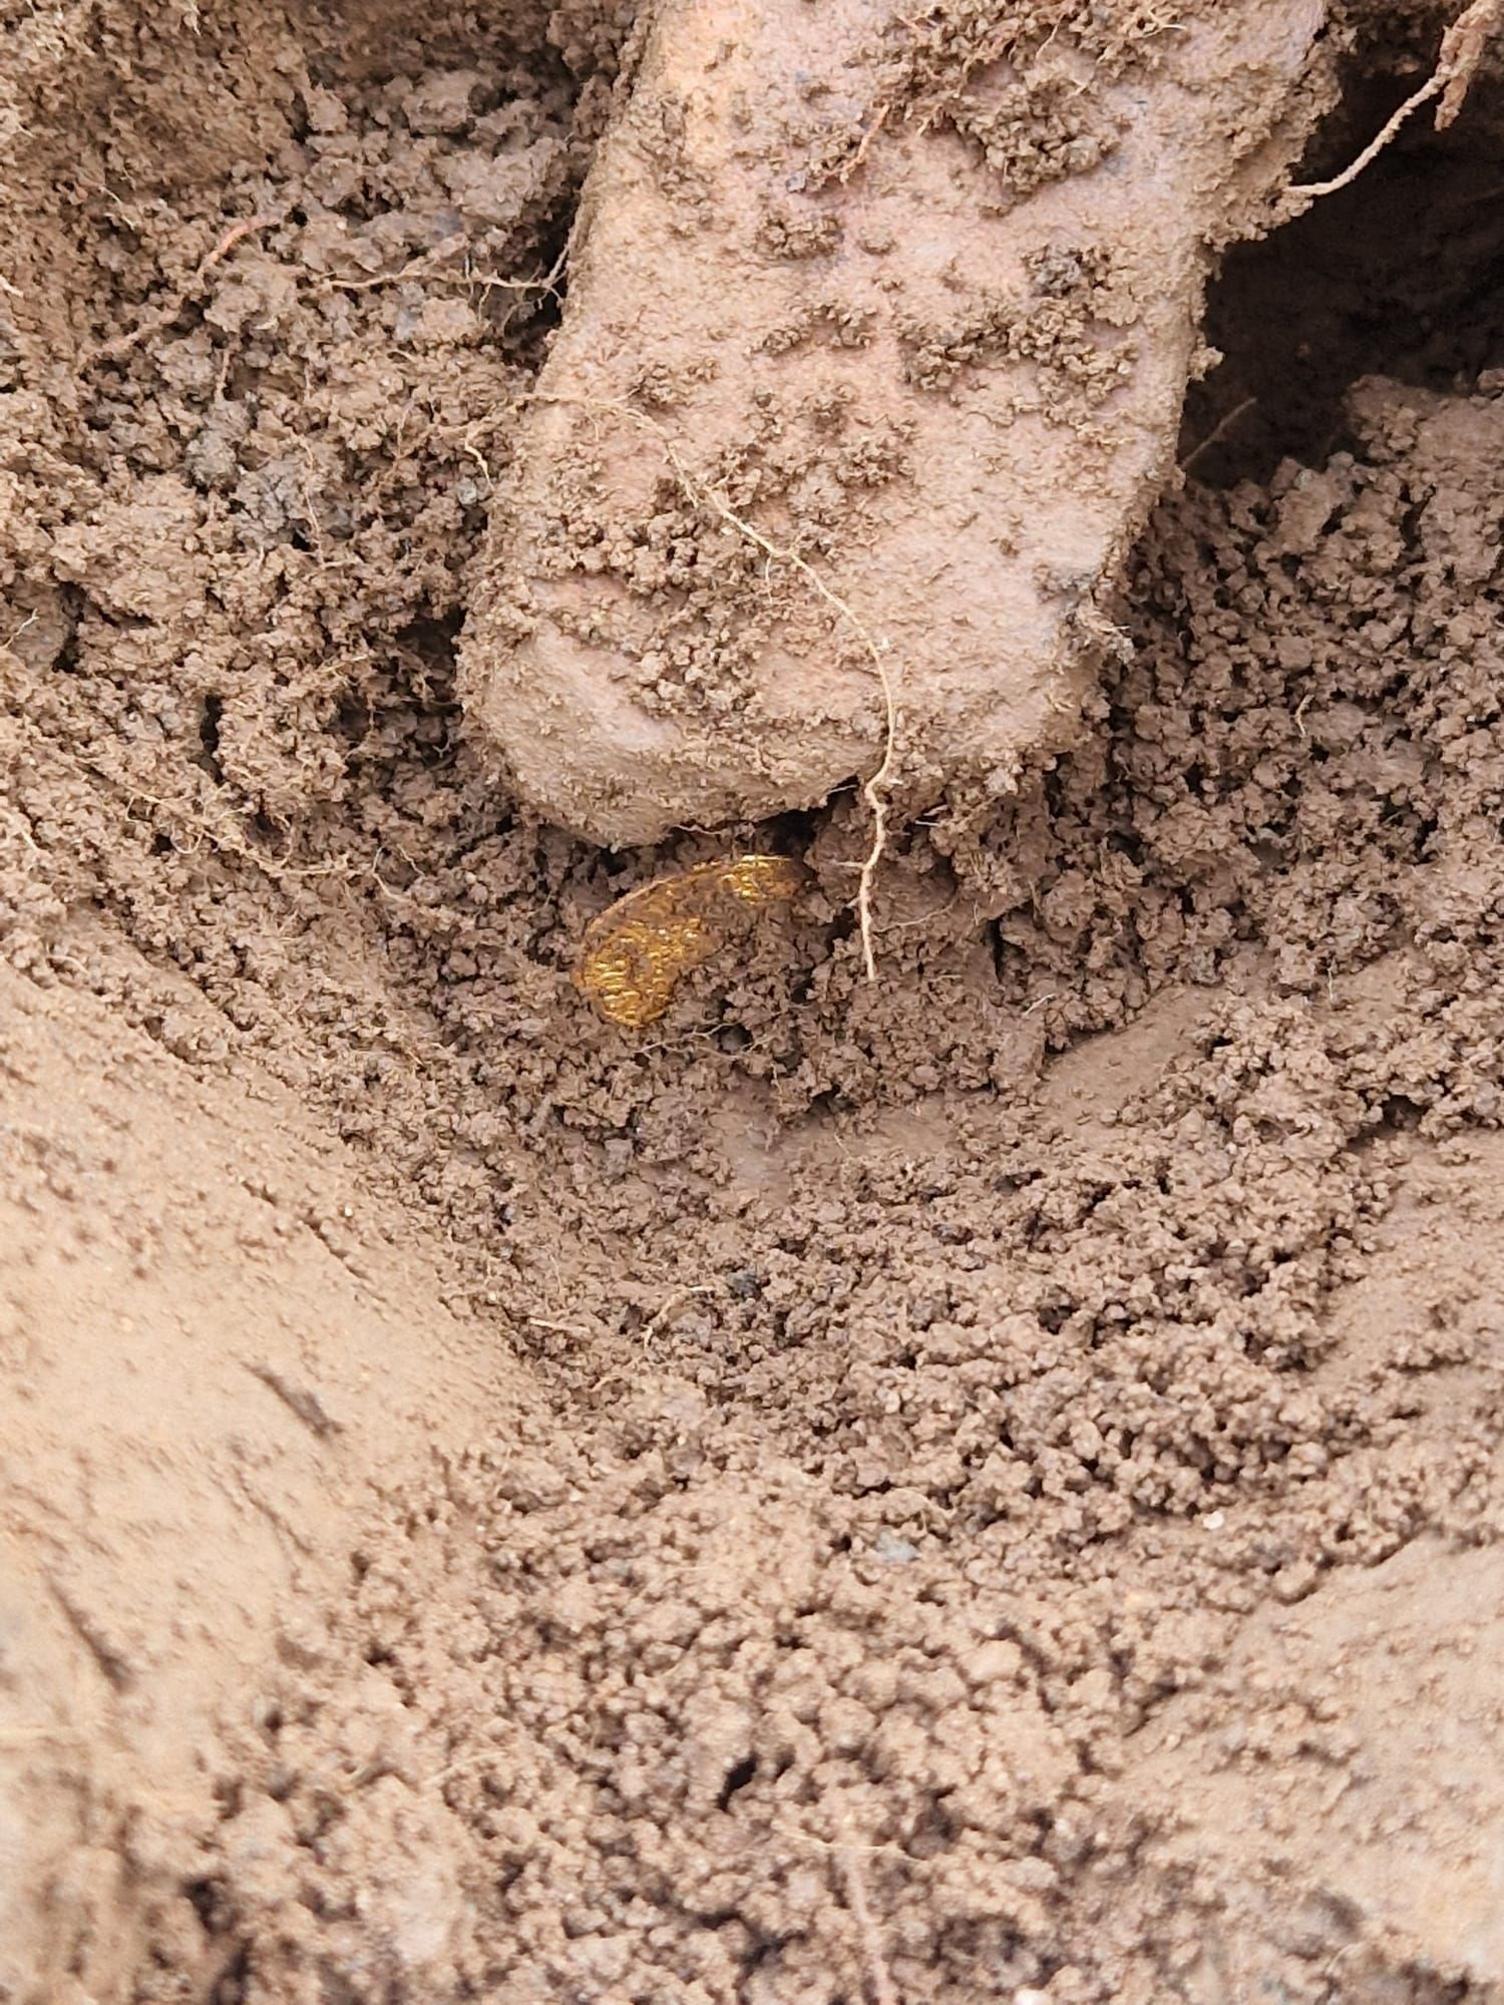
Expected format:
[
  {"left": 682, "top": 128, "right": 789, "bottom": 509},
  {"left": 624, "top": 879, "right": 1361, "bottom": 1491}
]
[
  {"left": 2, "top": 3, "right": 1504, "bottom": 2002},
  {"left": 464, "top": 0, "right": 1329, "bottom": 843}
]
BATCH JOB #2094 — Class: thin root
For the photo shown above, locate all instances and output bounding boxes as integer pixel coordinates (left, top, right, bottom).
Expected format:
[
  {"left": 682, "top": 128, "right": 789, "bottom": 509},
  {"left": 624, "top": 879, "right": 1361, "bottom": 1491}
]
[
  {"left": 1287, "top": 0, "right": 1501, "bottom": 205},
  {"left": 87, "top": 211, "right": 280, "bottom": 365},
  {"left": 638, "top": 1283, "right": 716, "bottom": 1346},
  {"left": 1179, "top": 394, "right": 1257, "bottom": 474},
  {"left": 1437, "top": 0, "right": 1504, "bottom": 128}
]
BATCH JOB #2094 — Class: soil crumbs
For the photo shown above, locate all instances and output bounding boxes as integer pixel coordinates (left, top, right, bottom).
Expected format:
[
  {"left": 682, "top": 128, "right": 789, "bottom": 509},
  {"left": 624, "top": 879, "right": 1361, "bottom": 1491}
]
[{"left": 2, "top": 3, "right": 1504, "bottom": 2003}]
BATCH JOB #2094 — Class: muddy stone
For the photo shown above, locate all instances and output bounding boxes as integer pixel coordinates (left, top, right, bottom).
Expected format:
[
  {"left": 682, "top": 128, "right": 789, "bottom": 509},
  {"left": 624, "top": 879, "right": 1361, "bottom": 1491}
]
[
  {"left": 1, "top": 2, "right": 1503, "bottom": 2003},
  {"left": 464, "top": 0, "right": 1331, "bottom": 844}
]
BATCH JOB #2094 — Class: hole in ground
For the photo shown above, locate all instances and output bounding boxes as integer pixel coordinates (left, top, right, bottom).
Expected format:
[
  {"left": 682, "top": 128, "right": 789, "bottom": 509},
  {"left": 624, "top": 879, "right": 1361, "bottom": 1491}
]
[
  {"left": 1182, "top": 57, "right": 1504, "bottom": 486},
  {"left": 717, "top": 1753, "right": 758, "bottom": 1811}
]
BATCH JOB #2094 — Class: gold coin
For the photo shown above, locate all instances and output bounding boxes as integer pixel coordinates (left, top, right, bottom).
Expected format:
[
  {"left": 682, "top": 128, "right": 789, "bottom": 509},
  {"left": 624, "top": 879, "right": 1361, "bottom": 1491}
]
[{"left": 575, "top": 854, "right": 809, "bottom": 1028}]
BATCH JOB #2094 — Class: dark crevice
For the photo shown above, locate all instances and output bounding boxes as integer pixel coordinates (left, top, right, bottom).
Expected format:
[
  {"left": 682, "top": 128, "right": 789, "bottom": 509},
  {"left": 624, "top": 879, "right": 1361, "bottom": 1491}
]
[
  {"left": 762, "top": 803, "right": 822, "bottom": 863},
  {"left": 1182, "top": 61, "right": 1504, "bottom": 487},
  {"left": 207, "top": 1946, "right": 251, "bottom": 2005},
  {"left": 184, "top": 1876, "right": 223, "bottom": 1931},
  {"left": 52, "top": 584, "right": 86, "bottom": 675},
  {"left": 716, "top": 1752, "right": 758, "bottom": 1811},
  {"left": 198, "top": 692, "right": 225, "bottom": 784}
]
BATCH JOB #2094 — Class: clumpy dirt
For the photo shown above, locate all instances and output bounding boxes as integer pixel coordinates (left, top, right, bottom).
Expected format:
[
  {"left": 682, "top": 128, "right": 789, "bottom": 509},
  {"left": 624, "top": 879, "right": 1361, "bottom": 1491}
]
[{"left": 2, "top": 3, "right": 1504, "bottom": 2003}]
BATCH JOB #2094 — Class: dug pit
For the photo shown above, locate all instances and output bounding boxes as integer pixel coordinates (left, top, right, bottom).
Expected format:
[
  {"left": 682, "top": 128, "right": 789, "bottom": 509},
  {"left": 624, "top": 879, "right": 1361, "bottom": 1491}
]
[{"left": 1, "top": 4, "right": 1503, "bottom": 2002}]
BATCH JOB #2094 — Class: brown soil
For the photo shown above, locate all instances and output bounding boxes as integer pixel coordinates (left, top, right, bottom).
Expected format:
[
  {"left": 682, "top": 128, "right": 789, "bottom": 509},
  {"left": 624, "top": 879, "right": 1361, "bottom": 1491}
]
[{"left": 2, "top": 4, "right": 1504, "bottom": 2003}]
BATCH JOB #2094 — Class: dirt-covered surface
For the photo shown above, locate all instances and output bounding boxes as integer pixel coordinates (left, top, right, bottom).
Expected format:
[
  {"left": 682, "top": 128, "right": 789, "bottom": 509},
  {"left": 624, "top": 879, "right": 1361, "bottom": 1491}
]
[
  {"left": 3, "top": 2, "right": 1504, "bottom": 2001},
  {"left": 463, "top": 0, "right": 1330, "bottom": 846}
]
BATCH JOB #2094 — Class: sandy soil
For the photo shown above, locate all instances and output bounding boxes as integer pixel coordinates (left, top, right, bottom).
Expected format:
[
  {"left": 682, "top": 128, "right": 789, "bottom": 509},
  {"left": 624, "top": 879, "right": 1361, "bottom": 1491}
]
[{"left": 2, "top": 2, "right": 1504, "bottom": 2001}]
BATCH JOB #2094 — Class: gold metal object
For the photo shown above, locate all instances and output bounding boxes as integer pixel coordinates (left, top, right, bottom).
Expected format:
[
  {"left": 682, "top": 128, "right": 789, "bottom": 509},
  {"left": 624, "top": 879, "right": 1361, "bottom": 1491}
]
[{"left": 575, "top": 854, "right": 808, "bottom": 1028}]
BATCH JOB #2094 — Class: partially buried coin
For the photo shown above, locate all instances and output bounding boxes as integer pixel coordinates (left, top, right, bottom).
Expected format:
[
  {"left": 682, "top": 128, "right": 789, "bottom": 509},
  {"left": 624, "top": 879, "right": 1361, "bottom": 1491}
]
[{"left": 575, "top": 854, "right": 809, "bottom": 1028}]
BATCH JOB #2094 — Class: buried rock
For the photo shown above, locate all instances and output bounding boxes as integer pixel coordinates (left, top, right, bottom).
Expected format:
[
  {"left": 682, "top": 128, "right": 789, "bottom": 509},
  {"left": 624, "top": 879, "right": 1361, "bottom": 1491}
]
[{"left": 461, "top": 0, "right": 1332, "bottom": 850}]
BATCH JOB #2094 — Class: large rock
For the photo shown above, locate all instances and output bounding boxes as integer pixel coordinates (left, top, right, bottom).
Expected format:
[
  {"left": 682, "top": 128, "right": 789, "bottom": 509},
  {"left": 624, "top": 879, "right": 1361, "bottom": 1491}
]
[{"left": 463, "top": 0, "right": 1329, "bottom": 845}]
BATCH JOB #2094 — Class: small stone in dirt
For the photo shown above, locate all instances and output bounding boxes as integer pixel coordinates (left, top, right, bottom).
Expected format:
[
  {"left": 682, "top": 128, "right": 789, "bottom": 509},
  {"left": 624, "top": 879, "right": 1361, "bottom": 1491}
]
[{"left": 873, "top": 1529, "right": 919, "bottom": 1564}]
